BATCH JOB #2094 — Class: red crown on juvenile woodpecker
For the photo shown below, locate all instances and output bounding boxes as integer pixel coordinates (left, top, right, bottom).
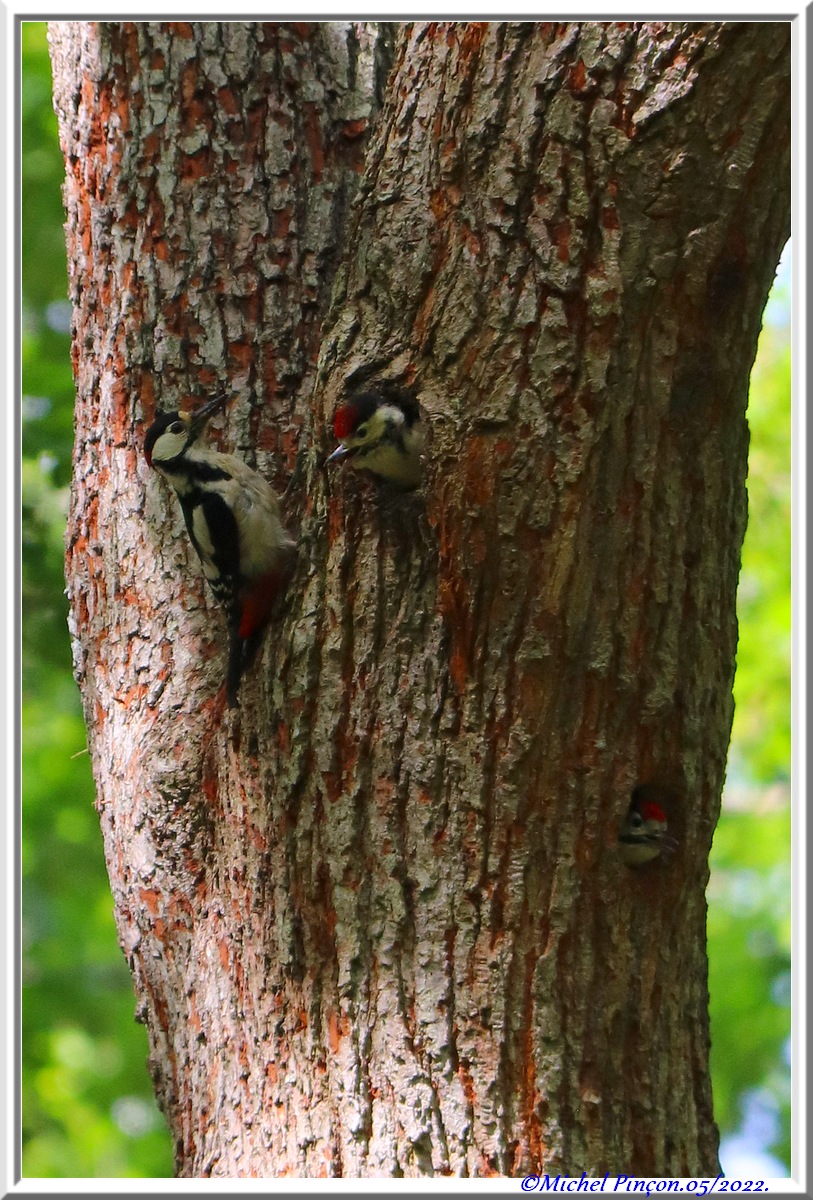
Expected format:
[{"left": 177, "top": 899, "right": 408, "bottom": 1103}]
[
  {"left": 618, "top": 786, "right": 676, "bottom": 866},
  {"left": 333, "top": 406, "right": 359, "bottom": 442}
]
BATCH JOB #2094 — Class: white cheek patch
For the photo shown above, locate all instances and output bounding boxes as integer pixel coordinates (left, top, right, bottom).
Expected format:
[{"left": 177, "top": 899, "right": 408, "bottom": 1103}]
[
  {"left": 376, "top": 405, "right": 406, "bottom": 431},
  {"left": 152, "top": 431, "right": 187, "bottom": 463}
]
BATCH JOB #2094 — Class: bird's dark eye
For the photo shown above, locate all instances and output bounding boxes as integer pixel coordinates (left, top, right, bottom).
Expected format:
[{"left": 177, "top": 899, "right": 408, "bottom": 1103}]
[
  {"left": 629, "top": 813, "right": 643, "bottom": 828},
  {"left": 170, "top": 422, "right": 184, "bottom": 434},
  {"left": 355, "top": 424, "right": 369, "bottom": 439}
]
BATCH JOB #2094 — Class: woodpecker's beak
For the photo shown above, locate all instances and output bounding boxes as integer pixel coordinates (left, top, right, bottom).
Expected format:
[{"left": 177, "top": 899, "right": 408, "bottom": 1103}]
[
  {"left": 185, "top": 392, "right": 230, "bottom": 436},
  {"left": 326, "top": 444, "right": 351, "bottom": 464}
]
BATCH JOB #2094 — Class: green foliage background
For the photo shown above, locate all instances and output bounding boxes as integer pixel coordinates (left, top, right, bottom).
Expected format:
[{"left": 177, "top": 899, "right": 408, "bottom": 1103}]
[{"left": 21, "top": 22, "right": 791, "bottom": 1177}]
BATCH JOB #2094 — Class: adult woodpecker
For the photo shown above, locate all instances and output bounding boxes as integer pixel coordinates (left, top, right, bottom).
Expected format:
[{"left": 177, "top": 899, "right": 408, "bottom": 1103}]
[
  {"left": 327, "top": 384, "right": 423, "bottom": 489},
  {"left": 144, "top": 394, "right": 295, "bottom": 709},
  {"left": 617, "top": 787, "right": 675, "bottom": 866}
]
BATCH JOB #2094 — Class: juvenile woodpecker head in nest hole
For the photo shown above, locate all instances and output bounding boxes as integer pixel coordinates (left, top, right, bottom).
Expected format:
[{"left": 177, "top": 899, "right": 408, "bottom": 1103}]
[
  {"left": 618, "top": 785, "right": 677, "bottom": 866},
  {"left": 327, "top": 383, "right": 423, "bottom": 490}
]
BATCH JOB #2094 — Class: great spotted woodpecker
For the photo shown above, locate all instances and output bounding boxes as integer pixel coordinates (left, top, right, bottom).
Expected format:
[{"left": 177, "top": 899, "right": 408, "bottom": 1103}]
[
  {"left": 144, "top": 394, "right": 295, "bottom": 709},
  {"left": 327, "top": 384, "right": 423, "bottom": 489},
  {"left": 618, "top": 787, "right": 675, "bottom": 865}
]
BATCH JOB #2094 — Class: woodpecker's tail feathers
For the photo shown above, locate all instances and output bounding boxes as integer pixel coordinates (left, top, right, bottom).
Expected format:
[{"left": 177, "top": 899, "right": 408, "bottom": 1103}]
[
  {"left": 225, "top": 631, "right": 264, "bottom": 709},
  {"left": 226, "top": 625, "right": 244, "bottom": 709}
]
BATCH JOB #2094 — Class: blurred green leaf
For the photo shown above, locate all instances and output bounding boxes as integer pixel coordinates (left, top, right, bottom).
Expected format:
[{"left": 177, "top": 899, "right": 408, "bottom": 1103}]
[
  {"left": 730, "top": 275, "right": 791, "bottom": 784},
  {"left": 709, "top": 803, "right": 791, "bottom": 1170},
  {"left": 710, "top": 246, "right": 791, "bottom": 1174}
]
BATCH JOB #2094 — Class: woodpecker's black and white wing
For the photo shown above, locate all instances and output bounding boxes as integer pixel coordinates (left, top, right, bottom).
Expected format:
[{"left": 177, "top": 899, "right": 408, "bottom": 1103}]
[{"left": 178, "top": 489, "right": 242, "bottom": 621}]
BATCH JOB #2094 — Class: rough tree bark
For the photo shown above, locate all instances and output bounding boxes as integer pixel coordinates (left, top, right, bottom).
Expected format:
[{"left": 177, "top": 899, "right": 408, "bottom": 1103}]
[{"left": 51, "top": 20, "right": 790, "bottom": 1179}]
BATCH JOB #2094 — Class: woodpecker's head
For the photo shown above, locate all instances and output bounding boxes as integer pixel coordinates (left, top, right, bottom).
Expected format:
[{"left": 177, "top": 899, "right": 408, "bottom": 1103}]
[
  {"left": 327, "top": 386, "right": 423, "bottom": 489},
  {"left": 618, "top": 788, "right": 674, "bottom": 866},
  {"left": 144, "top": 394, "right": 228, "bottom": 467}
]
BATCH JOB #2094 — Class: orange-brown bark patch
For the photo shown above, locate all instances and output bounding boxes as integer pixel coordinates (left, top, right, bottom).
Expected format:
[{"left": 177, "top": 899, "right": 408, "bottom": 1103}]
[
  {"left": 201, "top": 769, "right": 219, "bottom": 807},
  {"left": 413, "top": 284, "right": 437, "bottom": 346},
  {"left": 182, "top": 99, "right": 209, "bottom": 132},
  {"left": 276, "top": 721, "right": 290, "bottom": 755},
  {"left": 116, "top": 684, "right": 149, "bottom": 707},
  {"left": 250, "top": 826, "right": 269, "bottom": 853},
  {"left": 273, "top": 206, "right": 292, "bottom": 239},
  {"left": 140, "top": 887, "right": 161, "bottom": 915},
  {"left": 228, "top": 341, "right": 255, "bottom": 371},
  {"left": 302, "top": 103, "right": 324, "bottom": 181},
  {"left": 568, "top": 59, "right": 587, "bottom": 92},
  {"left": 462, "top": 220, "right": 482, "bottom": 256},
  {"left": 180, "top": 149, "right": 215, "bottom": 183},
  {"left": 477, "top": 1151, "right": 500, "bottom": 1177},
  {"left": 457, "top": 21, "right": 486, "bottom": 64},
  {"left": 340, "top": 118, "right": 368, "bottom": 140},
  {"left": 554, "top": 218, "right": 571, "bottom": 262},
  {"left": 216, "top": 86, "right": 239, "bottom": 115},
  {"left": 365, "top": 754, "right": 393, "bottom": 796},
  {"left": 429, "top": 188, "right": 449, "bottom": 223}
]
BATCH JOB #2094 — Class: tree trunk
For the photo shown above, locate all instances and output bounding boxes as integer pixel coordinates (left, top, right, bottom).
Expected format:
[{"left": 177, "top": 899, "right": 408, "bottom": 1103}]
[{"left": 51, "top": 20, "right": 790, "bottom": 1178}]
